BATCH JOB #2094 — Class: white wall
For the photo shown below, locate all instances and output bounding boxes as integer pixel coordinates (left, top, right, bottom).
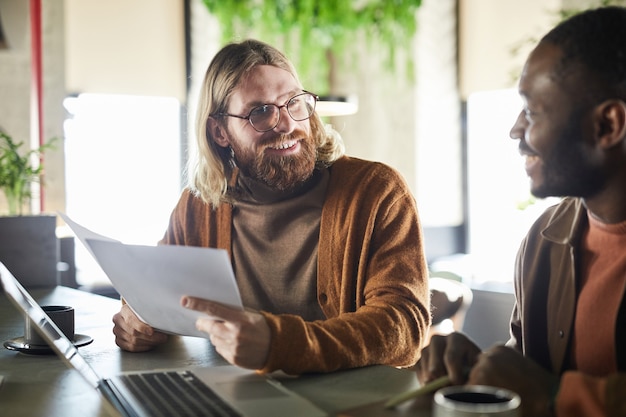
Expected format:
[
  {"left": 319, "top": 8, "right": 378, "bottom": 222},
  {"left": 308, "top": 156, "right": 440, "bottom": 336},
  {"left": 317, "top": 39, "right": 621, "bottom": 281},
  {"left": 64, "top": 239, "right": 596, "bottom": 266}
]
[
  {"left": 64, "top": 0, "right": 186, "bottom": 102},
  {"left": 458, "top": 0, "right": 562, "bottom": 99}
]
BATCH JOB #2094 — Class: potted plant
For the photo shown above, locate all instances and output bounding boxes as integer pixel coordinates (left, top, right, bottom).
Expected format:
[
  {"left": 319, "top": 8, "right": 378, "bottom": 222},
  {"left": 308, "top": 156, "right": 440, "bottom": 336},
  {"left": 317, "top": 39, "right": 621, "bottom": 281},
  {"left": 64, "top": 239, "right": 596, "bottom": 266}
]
[
  {"left": 0, "top": 130, "right": 60, "bottom": 288},
  {"left": 0, "top": 131, "right": 56, "bottom": 215}
]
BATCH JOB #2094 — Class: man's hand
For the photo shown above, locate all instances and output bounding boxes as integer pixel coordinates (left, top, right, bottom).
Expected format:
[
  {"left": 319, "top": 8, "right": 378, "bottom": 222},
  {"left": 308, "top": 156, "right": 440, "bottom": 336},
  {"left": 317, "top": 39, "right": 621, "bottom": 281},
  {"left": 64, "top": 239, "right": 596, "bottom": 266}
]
[
  {"left": 182, "top": 296, "right": 271, "bottom": 370},
  {"left": 469, "top": 345, "right": 559, "bottom": 417},
  {"left": 112, "top": 303, "right": 169, "bottom": 352},
  {"left": 414, "top": 332, "right": 481, "bottom": 384}
]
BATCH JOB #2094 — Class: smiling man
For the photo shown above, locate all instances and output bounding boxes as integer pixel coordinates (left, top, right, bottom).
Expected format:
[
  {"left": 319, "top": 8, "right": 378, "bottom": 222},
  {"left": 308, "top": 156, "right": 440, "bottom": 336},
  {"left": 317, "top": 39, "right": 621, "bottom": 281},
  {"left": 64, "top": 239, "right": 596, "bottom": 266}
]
[
  {"left": 413, "top": 6, "right": 626, "bottom": 417},
  {"left": 112, "top": 39, "right": 430, "bottom": 375}
]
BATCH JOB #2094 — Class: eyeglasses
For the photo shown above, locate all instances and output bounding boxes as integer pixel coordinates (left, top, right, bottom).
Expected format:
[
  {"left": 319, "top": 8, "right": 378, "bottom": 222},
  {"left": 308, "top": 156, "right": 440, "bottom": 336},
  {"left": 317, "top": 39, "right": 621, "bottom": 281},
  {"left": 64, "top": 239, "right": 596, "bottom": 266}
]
[{"left": 213, "top": 91, "right": 318, "bottom": 132}]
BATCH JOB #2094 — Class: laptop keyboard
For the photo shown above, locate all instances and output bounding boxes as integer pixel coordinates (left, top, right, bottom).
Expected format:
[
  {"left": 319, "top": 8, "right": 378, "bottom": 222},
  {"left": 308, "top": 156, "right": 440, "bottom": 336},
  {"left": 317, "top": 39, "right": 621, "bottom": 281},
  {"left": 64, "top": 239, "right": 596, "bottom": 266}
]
[{"left": 120, "top": 370, "right": 242, "bottom": 417}]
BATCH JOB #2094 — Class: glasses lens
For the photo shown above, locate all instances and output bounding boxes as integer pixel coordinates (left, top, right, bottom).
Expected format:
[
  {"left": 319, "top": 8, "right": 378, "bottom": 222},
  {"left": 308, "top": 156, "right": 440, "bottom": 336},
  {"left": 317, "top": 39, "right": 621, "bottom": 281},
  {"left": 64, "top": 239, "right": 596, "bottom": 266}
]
[
  {"left": 287, "top": 93, "right": 316, "bottom": 121},
  {"left": 249, "top": 105, "right": 279, "bottom": 131}
]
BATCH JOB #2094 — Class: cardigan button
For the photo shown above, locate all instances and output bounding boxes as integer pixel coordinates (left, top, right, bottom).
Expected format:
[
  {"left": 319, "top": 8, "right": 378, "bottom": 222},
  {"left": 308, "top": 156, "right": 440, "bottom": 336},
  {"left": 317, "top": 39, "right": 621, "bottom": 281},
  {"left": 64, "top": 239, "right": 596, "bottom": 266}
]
[
  {"left": 559, "top": 330, "right": 564, "bottom": 338},
  {"left": 319, "top": 293, "right": 328, "bottom": 304}
]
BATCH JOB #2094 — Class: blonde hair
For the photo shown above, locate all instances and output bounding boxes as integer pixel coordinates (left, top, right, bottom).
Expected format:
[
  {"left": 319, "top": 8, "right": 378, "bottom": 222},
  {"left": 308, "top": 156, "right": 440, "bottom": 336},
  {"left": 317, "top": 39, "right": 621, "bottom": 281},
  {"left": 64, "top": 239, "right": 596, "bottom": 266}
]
[{"left": 189, "top": 39, "right": 345, "bottom": 208}]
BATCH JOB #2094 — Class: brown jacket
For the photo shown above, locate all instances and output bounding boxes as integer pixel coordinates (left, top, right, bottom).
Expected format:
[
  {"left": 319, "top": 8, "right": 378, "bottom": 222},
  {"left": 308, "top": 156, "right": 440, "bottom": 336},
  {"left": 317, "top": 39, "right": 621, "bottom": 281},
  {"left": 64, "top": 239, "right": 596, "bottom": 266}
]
[
  {"left": 508, "top": 197, "right": 626, "bottom": 415},
  {"left": 161, "top": 156, "right": 430, "bottom": 375}
]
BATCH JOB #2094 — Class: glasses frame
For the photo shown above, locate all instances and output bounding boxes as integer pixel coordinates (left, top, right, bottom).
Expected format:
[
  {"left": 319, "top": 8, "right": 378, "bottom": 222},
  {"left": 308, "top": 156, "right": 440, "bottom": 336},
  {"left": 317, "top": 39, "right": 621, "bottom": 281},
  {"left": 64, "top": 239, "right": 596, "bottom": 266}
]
[{"left": 213, "top": 91, "right": 318, "bottom": 132}]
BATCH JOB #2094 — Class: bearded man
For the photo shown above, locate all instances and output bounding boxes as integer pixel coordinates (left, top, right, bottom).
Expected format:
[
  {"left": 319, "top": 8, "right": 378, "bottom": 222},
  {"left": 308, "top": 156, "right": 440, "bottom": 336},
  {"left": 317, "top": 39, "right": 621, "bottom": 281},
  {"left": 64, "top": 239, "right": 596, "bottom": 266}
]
[
  {"left": 414, "top": 7, "right": 626, "bottom": 417},
  {"left": 112, "top": 39, "right": 430, "bottom": 376}
]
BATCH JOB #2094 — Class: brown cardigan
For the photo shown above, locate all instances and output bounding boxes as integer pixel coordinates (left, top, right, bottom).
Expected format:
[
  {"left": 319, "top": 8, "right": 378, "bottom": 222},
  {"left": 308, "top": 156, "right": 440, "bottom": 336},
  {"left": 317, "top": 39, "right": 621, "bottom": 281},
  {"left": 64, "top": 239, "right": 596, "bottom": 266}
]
[{"left": 161, "top": 155, "right": 430, "bottom": 374}]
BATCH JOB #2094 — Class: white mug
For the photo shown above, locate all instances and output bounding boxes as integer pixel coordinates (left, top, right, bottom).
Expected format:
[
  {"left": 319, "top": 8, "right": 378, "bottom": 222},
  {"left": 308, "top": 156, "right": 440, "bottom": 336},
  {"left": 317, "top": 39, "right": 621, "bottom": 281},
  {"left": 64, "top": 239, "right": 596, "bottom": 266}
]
[{"left": 433, "top": 385, "right": 521, "bottom": 417}]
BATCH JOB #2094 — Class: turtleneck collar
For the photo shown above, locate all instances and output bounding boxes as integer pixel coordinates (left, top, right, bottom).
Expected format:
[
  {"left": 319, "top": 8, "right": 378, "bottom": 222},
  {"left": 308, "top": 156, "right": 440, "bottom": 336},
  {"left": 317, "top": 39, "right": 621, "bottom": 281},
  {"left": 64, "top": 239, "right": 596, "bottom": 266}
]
[{"left": 231, "top": 168, "right": 324, "bottom": 205}]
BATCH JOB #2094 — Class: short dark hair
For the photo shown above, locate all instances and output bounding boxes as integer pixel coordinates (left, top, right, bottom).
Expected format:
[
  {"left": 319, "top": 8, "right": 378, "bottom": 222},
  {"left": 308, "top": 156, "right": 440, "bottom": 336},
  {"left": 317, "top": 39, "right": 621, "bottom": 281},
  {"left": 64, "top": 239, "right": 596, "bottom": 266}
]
[{"left": 541, "top": 6, "right": 626, "bottom": 101}]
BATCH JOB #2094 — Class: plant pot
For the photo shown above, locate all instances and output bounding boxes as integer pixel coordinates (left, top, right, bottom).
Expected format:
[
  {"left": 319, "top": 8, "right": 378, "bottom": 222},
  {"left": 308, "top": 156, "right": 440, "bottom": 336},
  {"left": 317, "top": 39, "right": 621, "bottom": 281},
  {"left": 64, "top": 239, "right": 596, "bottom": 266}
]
[{"left": 0, "top": 214, "right": 59, "bottom": 288}]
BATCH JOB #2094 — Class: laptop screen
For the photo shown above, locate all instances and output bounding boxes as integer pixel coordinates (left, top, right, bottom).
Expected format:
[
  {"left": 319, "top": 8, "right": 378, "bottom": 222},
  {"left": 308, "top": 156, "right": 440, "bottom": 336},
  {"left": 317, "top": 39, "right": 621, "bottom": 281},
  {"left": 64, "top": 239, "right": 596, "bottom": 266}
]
[{"left": 0, "top": 262, "right": 101, "bottom": 388}]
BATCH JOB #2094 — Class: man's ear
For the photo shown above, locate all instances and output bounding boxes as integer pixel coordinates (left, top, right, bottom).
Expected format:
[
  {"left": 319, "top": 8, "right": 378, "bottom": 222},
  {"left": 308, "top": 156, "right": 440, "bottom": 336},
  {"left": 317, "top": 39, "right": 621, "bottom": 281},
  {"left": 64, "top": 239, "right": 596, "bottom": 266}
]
[
  {"left": 595, "top": 99, "right": 626, "bottom": 149},
  {"left": 207, "top": 117, "right": 230, "bottom": 148}
]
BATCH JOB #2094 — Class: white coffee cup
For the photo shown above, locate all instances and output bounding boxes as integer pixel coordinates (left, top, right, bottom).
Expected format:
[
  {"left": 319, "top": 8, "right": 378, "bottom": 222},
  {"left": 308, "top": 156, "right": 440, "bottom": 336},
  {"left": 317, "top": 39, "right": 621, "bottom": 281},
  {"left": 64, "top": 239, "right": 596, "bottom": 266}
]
[{"left": 433, "top": 385, "right": 521, "bottom": 417}]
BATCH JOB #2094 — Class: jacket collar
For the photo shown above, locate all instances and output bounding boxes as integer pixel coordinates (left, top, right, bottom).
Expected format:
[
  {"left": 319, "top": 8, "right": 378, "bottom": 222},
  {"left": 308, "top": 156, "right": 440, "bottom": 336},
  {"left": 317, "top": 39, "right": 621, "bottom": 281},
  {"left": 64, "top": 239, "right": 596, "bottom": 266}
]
[
  {"left": 540, "top": 198, "right": 587, "bottom": 373},
  {"left": 541, "top": 198, "right": 588, "bottom": 245}
]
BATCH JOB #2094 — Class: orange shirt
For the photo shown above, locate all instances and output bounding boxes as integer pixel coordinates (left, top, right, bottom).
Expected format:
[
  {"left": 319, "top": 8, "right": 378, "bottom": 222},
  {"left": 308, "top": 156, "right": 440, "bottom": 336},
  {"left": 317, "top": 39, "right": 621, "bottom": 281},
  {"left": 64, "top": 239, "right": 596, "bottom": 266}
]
[
  {"left": 558, "top": 213, "right": 626, "bottom": 416},
  {"left": 572, "top": 213, "right": 626, "bottom": 373}
]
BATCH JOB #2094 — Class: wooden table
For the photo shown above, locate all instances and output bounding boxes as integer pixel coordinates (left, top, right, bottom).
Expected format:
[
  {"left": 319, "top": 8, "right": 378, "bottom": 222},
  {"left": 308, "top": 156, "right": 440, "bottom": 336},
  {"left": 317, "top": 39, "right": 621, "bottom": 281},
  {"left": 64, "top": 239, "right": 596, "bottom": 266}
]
[{"left": 0, "top": 286, "right": 431, "bottom": 416}]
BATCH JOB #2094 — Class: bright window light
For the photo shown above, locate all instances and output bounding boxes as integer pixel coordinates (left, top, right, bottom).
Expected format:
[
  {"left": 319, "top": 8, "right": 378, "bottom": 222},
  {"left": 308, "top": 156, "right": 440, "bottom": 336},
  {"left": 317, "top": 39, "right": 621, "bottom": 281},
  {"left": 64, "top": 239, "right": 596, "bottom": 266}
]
[
  {"left": 466, "top": 89, "right": 559, "bottom": 285},
  {"left": 63, "top": 93, "right": 183, "bottom": 286}
]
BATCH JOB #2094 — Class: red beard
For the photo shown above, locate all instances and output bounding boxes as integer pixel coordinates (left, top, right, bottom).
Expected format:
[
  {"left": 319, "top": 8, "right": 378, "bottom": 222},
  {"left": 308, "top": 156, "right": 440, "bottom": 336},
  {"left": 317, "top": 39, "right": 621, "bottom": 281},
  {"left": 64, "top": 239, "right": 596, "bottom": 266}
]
[{"left": 231, "top": 133, "right": 317, "bottom": 191}]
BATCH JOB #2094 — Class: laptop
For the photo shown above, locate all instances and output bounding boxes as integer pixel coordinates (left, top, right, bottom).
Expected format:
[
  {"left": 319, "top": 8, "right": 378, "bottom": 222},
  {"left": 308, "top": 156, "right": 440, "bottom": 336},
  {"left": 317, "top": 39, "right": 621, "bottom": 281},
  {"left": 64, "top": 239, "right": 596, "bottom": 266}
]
[{"left": 0, "top": 262, "right": 326, "bottom": 417}]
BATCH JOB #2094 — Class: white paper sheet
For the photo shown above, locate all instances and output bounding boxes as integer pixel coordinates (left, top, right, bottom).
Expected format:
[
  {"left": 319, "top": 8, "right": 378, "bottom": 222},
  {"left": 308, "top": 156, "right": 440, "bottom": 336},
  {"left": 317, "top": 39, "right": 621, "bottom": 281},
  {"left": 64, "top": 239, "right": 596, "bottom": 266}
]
[{"left": 60, "top": 213, "right": 243, "bottom": 338}]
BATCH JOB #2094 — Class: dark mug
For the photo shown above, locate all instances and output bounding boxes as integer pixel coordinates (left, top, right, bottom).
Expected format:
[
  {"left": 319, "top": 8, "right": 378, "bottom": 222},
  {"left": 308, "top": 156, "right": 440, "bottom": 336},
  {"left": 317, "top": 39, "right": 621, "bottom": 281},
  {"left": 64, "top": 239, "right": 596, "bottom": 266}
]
[
  {"left": 24, "top": 305, "right": 75, "bottom": 346},
  {"left": 433, "top": 385, "right": 521, "bottom": 417}
]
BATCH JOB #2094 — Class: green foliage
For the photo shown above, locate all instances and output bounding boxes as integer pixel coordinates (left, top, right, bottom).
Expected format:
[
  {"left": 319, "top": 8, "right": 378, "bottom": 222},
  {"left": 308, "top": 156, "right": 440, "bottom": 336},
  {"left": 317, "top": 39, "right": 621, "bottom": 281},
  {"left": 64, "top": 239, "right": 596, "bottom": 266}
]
[
  {"left": 516, "top": 195, "right": 537, "bottom": 211},
  {"left": 0, "top": 132, "right": 57, "bottom": 215},
  {"left": 201, "top": 0, "right": 422, "bottom": 92}
]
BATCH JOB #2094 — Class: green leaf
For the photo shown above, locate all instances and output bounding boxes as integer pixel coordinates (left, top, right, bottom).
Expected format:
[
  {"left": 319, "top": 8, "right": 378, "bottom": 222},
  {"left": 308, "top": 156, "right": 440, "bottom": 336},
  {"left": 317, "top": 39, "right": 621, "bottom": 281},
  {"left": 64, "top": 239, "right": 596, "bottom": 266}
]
[
  {"left": 200, "top": 0, "right": 423, "bottom": 94},
  {"left": 0, "top": 132, "right": 58, "bottom": 215}
]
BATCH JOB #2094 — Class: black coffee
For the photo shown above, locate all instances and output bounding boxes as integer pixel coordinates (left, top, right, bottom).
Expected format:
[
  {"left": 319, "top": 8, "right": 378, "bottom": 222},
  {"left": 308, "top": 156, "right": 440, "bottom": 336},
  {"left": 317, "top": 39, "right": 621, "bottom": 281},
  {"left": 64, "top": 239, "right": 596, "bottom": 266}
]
[{"left": 445, "top": 392, "right": 510, "bottom": 404}]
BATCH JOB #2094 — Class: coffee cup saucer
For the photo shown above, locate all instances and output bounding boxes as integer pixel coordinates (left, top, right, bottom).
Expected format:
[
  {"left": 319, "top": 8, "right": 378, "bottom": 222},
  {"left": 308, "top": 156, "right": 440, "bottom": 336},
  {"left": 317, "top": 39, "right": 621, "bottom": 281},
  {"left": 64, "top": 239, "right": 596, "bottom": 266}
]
[{"left": 3, "top": 334, "right": 93, "bottom": 355}]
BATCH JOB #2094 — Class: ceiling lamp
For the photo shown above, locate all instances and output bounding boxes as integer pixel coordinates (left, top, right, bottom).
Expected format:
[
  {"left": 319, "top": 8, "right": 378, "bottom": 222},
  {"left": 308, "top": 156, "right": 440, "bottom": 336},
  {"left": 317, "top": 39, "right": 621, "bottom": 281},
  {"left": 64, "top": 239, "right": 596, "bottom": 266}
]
[{"left": 316, "top": 95, "right": 358, "bottom": 117}]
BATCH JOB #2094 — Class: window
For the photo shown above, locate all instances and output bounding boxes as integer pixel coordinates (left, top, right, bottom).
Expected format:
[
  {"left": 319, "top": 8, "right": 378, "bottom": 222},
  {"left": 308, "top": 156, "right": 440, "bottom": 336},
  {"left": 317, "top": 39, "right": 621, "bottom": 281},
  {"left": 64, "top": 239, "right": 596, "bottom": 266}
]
[
  {"left": 464, "top": 89, "right": 559, "bottom": 285},
  {"left": 63, "top": 93, "right": 183, "bottom": 286}
]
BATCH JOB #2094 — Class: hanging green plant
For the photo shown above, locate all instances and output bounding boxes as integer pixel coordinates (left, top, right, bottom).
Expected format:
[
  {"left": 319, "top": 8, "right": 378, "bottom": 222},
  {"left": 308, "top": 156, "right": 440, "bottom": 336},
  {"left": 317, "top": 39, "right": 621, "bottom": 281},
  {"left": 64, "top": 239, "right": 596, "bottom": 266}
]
[{"left": 201, "top": 0, "right": 422, "bottom": 93}]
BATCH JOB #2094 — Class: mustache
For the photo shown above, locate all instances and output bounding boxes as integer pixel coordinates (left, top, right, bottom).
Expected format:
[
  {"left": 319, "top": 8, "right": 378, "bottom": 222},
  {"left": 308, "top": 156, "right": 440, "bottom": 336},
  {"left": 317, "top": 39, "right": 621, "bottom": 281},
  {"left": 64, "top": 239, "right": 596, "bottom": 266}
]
[
  {"left": 518, "top": 141, "right": 536, "bottom": 156},
  {"left": 260, "top": 131, "right": 305, "bottom": 148}
]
